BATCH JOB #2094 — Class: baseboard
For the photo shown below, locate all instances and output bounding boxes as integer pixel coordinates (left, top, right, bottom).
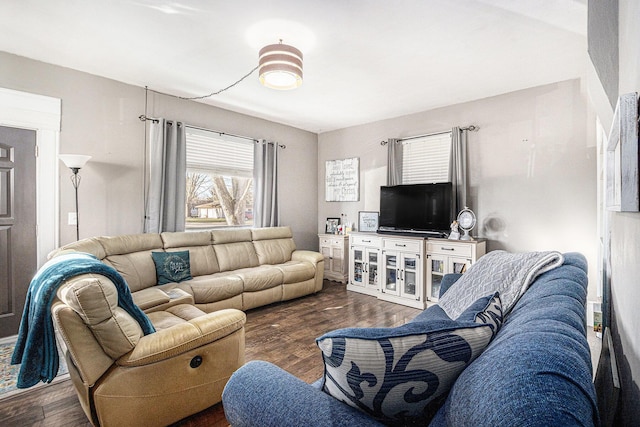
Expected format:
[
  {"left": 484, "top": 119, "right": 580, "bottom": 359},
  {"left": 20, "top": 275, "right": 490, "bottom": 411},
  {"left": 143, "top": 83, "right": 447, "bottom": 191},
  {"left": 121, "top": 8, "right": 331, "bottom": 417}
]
[{"left": 0, "top": 335, "right": 17, "bottom": 346}]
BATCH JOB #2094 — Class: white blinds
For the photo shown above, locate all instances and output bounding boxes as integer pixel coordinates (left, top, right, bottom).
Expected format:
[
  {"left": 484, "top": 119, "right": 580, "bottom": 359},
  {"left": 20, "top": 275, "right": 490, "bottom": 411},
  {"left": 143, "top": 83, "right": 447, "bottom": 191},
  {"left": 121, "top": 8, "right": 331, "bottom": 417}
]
[
  {"left": 185, "top": 127, "right": 254, "bottom": 178},
  {"left": 401, "top": 132, "right": 452, "bottom": 184}
]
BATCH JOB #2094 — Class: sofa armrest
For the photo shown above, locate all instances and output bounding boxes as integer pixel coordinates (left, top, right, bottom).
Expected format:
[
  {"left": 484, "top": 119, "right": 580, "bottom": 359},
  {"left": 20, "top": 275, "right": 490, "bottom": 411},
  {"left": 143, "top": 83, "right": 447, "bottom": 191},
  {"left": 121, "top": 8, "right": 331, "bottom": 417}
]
[
  {"left": 222, "top": 361, "right": 383, "bottom": 427},
  {"left": 117, "top": 308, "right": 246, "bottom": 366},
  {"left": 292, "top": 249, "right": 324, "bottom": 265},
  {"left": 292, "top": 250, "right": 325, "bottom": 292}
]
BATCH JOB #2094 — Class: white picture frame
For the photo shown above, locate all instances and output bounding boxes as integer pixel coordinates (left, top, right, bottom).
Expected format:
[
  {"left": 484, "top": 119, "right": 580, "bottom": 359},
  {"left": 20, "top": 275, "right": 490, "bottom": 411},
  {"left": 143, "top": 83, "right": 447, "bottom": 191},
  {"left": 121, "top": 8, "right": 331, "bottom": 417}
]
[
  {"left": 358, "top": 211, "right": 379, "bottom": 232},
  {"left": 325, "top": 157, "right": 360, "bottom": 202}
]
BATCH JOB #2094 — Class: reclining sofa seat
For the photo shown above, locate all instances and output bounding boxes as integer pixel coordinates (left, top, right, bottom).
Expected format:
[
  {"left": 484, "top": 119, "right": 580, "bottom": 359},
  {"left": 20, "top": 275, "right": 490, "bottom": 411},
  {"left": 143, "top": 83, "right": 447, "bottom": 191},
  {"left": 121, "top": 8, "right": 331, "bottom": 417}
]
[{"left": 52, "top": 275, "right": 246, "bottom": 427}]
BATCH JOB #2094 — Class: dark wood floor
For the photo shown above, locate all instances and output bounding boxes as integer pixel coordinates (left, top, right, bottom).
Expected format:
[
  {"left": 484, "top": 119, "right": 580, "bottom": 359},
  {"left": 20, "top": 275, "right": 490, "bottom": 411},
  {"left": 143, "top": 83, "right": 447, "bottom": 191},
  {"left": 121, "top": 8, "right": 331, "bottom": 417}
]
[{"left": 0, "top": 281, "right": 421, "bottom": 426}]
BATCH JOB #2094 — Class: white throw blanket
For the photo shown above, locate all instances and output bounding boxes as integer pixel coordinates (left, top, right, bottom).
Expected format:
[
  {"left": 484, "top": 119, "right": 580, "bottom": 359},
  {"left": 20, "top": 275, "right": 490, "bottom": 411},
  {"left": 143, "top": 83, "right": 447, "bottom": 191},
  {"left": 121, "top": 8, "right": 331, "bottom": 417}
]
[{"left": 438, "top": 250, "right": 564, "bottom": 319}]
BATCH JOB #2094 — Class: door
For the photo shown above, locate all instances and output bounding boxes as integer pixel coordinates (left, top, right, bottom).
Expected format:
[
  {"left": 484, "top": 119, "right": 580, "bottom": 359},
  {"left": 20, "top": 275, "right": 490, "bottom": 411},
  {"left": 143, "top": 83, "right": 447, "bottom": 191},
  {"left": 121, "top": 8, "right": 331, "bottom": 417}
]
[
  {"left": 365, "top": 248, "right": 379, "bottom": 291},
  {"left": 0, "top": 126, "right": 37, "bottom": 338},
  {"left": 427, "top": 254, "right": 447, "bottom": 302},
  {"left": 382, "top": 251, "right": 400, "bottom": 296}
]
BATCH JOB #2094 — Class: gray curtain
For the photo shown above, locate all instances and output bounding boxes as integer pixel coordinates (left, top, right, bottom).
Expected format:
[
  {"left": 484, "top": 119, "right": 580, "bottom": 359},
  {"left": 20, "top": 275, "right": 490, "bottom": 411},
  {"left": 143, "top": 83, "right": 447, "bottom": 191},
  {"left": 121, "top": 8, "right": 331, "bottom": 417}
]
[
  {"left": 253, "top": 139, "right": 279, "bottom": 227},
  {"left": 450, "top": 127, "right": 468, "bottom": 214},
  {"left": 386, "top": 138, "right": 402, "bottom": 185},
  {"left": 144, "top": 119, "right": 186, "bottom": 233}
]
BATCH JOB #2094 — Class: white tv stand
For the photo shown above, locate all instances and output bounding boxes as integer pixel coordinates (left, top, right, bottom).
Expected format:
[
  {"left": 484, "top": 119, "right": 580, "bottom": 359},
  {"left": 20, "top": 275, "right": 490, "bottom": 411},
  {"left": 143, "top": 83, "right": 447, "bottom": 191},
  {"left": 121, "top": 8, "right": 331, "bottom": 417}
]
[{"left": 348, "top": 232, "right": 486, "bottom": 309}]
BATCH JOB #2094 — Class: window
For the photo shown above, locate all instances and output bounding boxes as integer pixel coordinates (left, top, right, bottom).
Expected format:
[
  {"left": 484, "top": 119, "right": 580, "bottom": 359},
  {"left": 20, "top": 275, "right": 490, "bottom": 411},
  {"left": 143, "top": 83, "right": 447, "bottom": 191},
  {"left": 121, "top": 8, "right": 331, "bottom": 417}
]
[
  {"left": 401, "top": 132, "right": 452, "bottom": 184},
  {"left": 185, "top": 127, "right": 254, "bottom": 229}
]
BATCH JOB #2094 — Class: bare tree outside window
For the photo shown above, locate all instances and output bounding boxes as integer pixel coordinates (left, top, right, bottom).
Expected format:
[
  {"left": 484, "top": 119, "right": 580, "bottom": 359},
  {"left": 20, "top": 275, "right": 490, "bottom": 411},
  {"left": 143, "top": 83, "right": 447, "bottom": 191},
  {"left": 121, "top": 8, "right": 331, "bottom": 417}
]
[
  {"left": 211, "top": 176, "right": 253, "bottom": 225},
  {"left": 186, "top": 172, "right": 210, "bottom": 217}
]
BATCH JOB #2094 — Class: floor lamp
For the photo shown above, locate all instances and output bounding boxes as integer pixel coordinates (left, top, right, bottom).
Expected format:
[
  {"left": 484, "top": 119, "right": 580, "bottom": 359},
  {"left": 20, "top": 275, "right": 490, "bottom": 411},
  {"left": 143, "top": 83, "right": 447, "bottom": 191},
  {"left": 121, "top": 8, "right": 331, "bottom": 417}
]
[{"left": 59, "top": 154, "right": 91, "bottom": 241}]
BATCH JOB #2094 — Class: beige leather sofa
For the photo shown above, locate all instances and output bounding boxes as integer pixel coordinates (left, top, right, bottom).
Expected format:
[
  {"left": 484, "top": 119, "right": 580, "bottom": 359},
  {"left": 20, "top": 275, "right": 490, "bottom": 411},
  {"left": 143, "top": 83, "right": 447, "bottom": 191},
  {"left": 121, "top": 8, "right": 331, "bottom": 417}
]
[
  {"left": 48, "top": 226, "right": 324, "bottom": 426},
  {"left": 50, "top": 226, "right": 325, "bottom": 314}
]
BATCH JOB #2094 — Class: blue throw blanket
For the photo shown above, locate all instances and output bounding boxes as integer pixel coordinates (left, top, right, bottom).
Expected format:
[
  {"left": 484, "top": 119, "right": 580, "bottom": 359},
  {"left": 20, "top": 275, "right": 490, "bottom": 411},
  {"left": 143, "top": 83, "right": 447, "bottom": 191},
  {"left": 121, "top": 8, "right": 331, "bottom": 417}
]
[{"left": 11, "top": 252, "right": 156, "bottom": 388}]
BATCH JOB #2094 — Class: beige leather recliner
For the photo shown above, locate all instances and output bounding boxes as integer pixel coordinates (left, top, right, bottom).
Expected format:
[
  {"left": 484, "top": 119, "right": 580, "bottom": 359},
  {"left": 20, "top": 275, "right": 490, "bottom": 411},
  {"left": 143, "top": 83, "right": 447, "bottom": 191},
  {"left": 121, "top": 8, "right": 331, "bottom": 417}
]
[{"left": 51, "top": 272, "right": 246, "bottom": 427}]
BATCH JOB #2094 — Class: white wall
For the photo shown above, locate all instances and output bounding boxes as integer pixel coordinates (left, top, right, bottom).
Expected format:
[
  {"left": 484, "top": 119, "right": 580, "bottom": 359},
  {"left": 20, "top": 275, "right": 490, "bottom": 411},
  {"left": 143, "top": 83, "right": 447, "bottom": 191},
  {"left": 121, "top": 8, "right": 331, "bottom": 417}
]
[
  {"left": 0, "top": 51, "right": 319, "bottom": 251},
  {"left": 318, "top": 79, "right": 598, "bottom": 300}
]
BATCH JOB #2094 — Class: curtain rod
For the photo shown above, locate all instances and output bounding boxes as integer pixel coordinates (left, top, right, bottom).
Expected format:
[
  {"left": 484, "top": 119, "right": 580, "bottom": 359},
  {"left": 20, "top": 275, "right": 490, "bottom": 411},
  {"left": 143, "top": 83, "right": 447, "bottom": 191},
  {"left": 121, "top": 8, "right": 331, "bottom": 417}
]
[
  {"left": 380, "top": 125, "right": 478, "bottom": 145},
  {"left": 186, "top": 124, "right": 287, "bottom": 149},
  {"left": 185, "top": 124, "right": 259, "bottom": 143},
  {"left": 139, "top": 116, "right": 286, "bottom": 148}
]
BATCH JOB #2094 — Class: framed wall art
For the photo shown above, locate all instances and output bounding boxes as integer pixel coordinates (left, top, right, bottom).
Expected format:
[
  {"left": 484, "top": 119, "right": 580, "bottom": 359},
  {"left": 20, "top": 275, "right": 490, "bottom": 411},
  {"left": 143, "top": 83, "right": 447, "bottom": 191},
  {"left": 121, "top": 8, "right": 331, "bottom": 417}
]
[
  {"left": 325, "top": 157, "right": 360, "bottom": 202},
  {"left": 358, "top": 211, "right": 379, "bottom": 232},
  {"left": 606, "top": 92, "right": 639, "bottom": 212}
]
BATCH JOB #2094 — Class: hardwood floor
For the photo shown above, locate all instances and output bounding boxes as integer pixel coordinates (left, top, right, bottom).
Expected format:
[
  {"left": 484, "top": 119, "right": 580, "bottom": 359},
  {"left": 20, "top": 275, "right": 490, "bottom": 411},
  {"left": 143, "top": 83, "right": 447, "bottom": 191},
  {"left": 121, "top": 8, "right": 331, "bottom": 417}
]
[{"left": 0, "top": 281, "right": 421, "bottom": 426}]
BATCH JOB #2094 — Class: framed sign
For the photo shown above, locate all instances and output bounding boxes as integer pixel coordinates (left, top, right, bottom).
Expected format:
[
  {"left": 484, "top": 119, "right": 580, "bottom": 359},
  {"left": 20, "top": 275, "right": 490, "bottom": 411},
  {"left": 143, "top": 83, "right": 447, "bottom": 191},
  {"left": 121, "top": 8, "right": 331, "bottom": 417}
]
[
  {"left": 606, "top": 92, "right": 639, "bottom": 211},
  {"left": 325, "top": 157, "right": 359, "bottom": 202},
  {"left": 358, "top": 211, "right": 379, "bottom": 232}
]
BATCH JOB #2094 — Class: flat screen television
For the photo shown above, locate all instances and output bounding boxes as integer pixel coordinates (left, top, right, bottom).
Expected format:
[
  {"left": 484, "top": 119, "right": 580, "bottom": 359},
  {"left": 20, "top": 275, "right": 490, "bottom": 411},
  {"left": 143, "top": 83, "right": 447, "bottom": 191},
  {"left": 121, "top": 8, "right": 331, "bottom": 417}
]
[{"left": 378, "top": 182, "right": 453, "bottom": 237}]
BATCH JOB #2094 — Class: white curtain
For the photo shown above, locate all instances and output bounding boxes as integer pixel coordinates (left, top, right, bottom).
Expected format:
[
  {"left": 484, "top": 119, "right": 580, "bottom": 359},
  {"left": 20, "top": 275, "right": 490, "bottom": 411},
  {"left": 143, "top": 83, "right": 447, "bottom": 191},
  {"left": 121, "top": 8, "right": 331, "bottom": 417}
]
[
  {"left": 386, "top": 138, "right": 402, "bottom": 185},
  {"left": 253, "top": 140, "right": 279, "bottom": 227},
  {"left": 144, "top": 119, "right": 186, "bottom": 233},
  {"left": 450, "top": 127, "right": 468, "bottom": 214}
]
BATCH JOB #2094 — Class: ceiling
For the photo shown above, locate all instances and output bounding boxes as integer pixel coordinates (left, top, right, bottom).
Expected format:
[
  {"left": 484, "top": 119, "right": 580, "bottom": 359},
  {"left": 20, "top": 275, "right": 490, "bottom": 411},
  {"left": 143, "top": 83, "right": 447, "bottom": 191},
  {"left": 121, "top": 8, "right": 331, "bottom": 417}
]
[{"left": 0, "top": 0, "right": 587, "bottom": 133}]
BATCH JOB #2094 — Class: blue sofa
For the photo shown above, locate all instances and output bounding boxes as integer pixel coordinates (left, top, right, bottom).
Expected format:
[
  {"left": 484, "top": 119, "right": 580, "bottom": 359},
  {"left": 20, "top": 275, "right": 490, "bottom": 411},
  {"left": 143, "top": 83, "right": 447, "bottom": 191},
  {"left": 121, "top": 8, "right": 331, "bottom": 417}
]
[{"left": 222, "top": 253, "right": 599, "bottom": 426}]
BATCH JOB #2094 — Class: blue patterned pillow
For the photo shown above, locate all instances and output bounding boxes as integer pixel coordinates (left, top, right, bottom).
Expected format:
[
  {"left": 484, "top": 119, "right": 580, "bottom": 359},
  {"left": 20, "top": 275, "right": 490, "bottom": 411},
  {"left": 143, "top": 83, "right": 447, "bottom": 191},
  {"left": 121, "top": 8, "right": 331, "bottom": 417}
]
[
  {"left": 151, "top": 251, "right": 192, "bottom": 285},
  {"left": 316, "top": 293, "right": 502, "bottom": 424}
]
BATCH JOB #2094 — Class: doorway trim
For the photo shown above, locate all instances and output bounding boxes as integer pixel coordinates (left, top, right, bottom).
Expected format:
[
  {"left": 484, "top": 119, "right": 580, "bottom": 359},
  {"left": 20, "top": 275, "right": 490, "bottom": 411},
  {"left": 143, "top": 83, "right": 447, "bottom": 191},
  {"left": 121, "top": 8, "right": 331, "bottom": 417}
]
[{"left": 0, "top": 87, "right": 61, "bottom": 266}]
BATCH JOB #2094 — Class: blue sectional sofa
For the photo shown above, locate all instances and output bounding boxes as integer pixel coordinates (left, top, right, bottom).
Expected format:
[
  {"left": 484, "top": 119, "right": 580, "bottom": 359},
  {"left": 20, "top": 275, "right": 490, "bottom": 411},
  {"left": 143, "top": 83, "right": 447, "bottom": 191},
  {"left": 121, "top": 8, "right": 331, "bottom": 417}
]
[{"left": 222, "top": 252, "right": 599, "bottom": 426}]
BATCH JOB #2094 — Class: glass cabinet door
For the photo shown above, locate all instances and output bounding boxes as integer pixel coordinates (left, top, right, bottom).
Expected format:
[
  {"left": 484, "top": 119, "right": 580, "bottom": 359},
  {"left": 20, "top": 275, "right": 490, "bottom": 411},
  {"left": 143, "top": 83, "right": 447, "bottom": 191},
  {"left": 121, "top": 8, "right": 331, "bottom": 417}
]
[
  {"left": 449, "top": 258, "right": 470, "bottom": 274},
  {"left": 352, "top": 248, "right": 364, "bottom": 286},
  {"left": 384, "top": 253, "right": 398, "bottom": 294},
  {"left": 401, "top": 255, "right": 418, "bottom": 298},
  {"left": 367, "top": 250, "right": 379, "bottom": 289},
  {"left": 428, "top": 256, "right": 445, "bottom": 301}
]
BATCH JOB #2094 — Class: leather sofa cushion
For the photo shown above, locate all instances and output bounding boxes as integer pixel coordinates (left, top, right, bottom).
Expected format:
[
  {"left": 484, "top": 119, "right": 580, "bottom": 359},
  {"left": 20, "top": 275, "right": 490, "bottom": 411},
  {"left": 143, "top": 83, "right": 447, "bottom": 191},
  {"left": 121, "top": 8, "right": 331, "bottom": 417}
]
[
  {"left": 235, "top": 266, "right": 283, "bottom": 292},
  {"left": 186, "top": 273, "right": 244, "bottom": 304},
  {"left": 58, "top": 274, "right": 143, "bottom": 360},
  {"left": 212, "top": 229, "right": 253, "bottom": 244},
  {"left": 161, "top": 231, "right": 212, "bottom": 248},
  {"left": 252, "top": 227, "right": 295, "bottom": 265},
  {"left": 146, "top": 304, "right": 208, "bottom": 330},
  {"left": 104, "top": 251, "right": 158, "bottom": 292},
  {"left": 251, "top": 226, "right": 292, "bottom": 241},
  {"left": 253, "top": 238, "right": 296, "bottom": 265},
  {"left": 214, "top": 242, "right": 259, "bottom": 271},
  {"left": 167, "top": 246, "right": 219, "bottom": 276},
  {"left": 277, "top": 261, "right": 316, "bottom": 284},
  {"left": 161, "top": 232, "right": 221, "bottom": 276},
  {"left": 49, "top": 237, "right": 107, "bottom": 259},
  {"left": 100, "top": 234, "right": 163, "bottom": 256}
]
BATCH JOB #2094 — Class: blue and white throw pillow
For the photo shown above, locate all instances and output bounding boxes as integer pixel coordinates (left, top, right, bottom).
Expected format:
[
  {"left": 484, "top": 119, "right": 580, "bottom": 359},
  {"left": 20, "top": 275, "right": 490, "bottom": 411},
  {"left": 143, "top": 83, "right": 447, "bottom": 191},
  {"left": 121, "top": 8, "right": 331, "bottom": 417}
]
[
  {"left": 316, "top": 293, "right": 502, "bottom": 425},
  {"left": 151, "top": 251, "right": 192, "bottom": 285}
]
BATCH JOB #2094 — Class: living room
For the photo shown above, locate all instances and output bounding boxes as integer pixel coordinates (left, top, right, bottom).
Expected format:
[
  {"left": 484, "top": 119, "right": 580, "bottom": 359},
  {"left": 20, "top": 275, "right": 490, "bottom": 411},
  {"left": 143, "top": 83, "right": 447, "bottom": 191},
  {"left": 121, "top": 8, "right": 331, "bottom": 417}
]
[{"left": 0, "top": 1, "right": 638, "bottom": 425}]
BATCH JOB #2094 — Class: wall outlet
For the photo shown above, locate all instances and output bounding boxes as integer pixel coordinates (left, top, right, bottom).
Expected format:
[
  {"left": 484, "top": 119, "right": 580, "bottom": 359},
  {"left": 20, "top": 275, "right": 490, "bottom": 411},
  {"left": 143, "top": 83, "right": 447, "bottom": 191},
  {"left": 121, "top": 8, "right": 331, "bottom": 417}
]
[{"left": 68, "top": 212, "right": 77, "bottom": 225}]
